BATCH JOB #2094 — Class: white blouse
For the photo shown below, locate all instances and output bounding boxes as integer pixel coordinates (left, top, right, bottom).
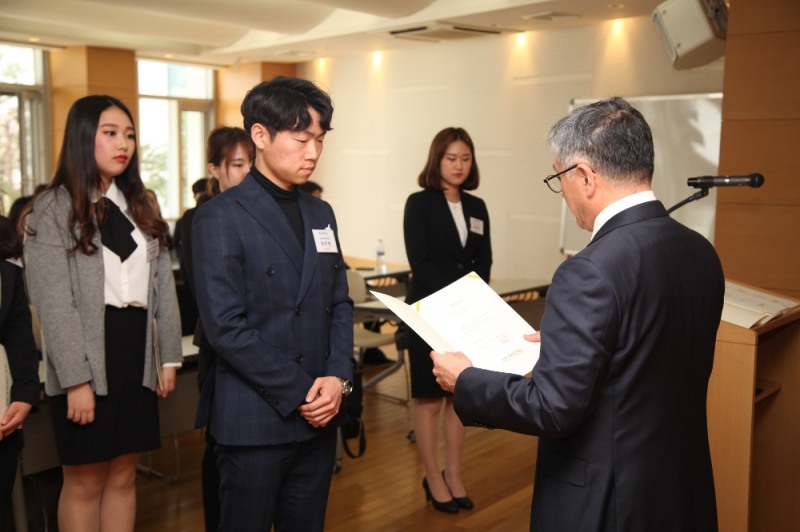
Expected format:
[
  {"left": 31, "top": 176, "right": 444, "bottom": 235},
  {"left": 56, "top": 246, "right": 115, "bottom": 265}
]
[
  {"left": 447, "top": 199, "right": 468, "bottom": 247},
  {"left": 100, "top": 181, "right": 150, "bottom": 309}
]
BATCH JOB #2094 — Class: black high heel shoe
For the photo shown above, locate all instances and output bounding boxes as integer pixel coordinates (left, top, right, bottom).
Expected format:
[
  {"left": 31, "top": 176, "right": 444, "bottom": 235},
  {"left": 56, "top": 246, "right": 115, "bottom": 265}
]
[
  {"left": 422, "top": 477, "right": 459, "bottom": 514},
  {"left": 442, "top": 470, "right": 474, "bottom": 510}
]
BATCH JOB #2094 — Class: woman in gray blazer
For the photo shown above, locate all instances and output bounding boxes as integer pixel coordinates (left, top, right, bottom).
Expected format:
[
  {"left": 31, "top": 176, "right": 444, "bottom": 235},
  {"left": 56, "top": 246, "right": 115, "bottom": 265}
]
[
  {"left": 23, "top": 95, "right": 182, "bottom": 532},
  {"left": 403, "top": 127, "right": 492, "bottom": 514}
]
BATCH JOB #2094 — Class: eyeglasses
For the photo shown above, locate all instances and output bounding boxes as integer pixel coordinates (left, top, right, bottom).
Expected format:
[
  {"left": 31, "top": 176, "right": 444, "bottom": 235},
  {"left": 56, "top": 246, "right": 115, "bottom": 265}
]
[{"left": 543, "top": 164, "right": 578, "bottom": 193}]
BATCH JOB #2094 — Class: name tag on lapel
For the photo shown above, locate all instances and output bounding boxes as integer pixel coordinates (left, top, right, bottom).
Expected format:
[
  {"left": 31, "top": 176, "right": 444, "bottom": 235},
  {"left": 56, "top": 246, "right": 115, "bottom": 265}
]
[
  {"left": 312, "top": 225, "right": 338, "bottom": 253},
  {"left": 469, "top": 217, "right": 484, "bottom": 236},
  {"left": 147, "top": 239, "right": 160, "bottom": 262}
]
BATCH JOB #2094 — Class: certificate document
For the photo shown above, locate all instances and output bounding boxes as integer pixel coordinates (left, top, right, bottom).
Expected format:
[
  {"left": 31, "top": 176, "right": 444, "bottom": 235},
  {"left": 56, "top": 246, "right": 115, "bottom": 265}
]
[{"left": 371, "top": 272, "right": 539, "bottom": 376}]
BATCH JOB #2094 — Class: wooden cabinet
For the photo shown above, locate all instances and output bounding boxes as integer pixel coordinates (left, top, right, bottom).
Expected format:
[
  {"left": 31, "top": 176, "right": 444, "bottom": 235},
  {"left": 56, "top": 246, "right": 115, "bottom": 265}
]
[{"left": 708, "top": 309, "right": 800, "bottom": 531}]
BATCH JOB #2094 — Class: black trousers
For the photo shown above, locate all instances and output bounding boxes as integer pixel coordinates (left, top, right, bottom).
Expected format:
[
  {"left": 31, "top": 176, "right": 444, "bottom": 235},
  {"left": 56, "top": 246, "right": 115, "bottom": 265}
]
[{"left": 216, "top": 431, "right": 337, "bottom": 532}]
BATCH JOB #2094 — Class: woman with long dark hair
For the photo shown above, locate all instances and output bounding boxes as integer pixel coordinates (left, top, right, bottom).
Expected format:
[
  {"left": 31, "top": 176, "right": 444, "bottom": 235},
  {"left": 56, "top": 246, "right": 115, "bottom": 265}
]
[{"left": 23, "top": 95, "right": 182, "bottom": 532}]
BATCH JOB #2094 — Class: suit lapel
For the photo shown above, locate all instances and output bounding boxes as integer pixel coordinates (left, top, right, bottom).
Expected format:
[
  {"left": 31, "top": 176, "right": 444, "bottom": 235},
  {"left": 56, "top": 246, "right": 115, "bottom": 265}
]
[
  {"left": 235, "top": 177, "right": 304, "bottom": 273},
  {"left": 296, "top": 194, "right": 322, "bottom": 305},
  {"left": 461, "top": 195, "right": 484, "bottom": 257}
]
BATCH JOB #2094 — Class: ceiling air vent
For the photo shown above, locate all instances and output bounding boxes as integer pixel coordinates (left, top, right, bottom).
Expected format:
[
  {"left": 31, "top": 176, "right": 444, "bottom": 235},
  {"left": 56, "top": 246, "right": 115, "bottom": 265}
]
[{"left": 388, "top": 22, "right": 509, "bottom": 42}]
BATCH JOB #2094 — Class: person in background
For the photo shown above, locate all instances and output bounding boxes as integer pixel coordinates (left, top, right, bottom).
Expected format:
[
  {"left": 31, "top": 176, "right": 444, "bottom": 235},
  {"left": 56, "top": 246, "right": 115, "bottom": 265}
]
[
  {"left": 182, "top": 126, "right": 254, "bottom": 532},
  {"left": 299, "top": 180, "right": 323, "bottom": 198},
  {"left": 191, "top": 76, "right": 353, "bottom": 532},
  {"left": 22, "top": 94, "right": 183, "bottom": 532},
  {"left": 403, "top": 127, "right": 491, "bottom": 514},
  {"left": 432, "top": 97, "right": 724, "bottom": 531},
  {"left": 0, "top": 215, "right": 40, "bottom": 529},
  {"left": 174, "top": 177, "right": 210, "bottom": 275}
]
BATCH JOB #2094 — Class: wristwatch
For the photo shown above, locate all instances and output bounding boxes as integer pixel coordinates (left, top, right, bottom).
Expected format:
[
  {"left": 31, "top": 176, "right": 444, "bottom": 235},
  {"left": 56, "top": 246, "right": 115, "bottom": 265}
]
[{"left": 337, "top": 377, "right": 353, "bottom": 397}]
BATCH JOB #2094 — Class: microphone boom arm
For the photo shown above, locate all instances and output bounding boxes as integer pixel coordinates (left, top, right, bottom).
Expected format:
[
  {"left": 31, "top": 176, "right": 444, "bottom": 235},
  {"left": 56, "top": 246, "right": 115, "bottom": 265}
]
[{"left": 667, "top": 186, "right": 709, "bottom": 214}]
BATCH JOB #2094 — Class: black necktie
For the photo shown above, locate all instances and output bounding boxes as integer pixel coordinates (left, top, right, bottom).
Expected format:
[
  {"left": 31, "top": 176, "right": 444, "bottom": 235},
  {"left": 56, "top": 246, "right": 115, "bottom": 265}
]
[{"left": 99, "top": 197, "right": 138, "bottom": 262}]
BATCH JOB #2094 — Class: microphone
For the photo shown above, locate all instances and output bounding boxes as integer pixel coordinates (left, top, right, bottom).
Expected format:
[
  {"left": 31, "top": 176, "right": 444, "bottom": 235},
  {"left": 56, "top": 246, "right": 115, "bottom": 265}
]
[{"left": 687, "top": 173, "right": 765, "bottom": 188}]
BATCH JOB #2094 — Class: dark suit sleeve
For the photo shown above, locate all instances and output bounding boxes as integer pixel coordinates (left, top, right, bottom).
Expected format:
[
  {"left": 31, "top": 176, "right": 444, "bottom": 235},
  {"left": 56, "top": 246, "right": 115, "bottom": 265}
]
[
  {"left": 454, "top": 255, "right": 614, "bottom": 438},
  {"left": 1, "top": 264, "right": 41, "bottom": 407},
  {"left": 180, "top": 208, "right": 197, "bottom": 300}
]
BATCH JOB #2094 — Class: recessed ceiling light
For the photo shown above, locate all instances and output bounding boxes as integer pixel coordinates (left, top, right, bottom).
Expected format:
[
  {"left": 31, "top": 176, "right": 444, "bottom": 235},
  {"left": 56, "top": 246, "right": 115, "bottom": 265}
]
[
  {"left": 522, "top": 11, "right": 581, "bottom": 22},
  {"left": 607, "top": 3, "right": 626, "bottom": 9},
  {"left": 274, "top": 50, "right": 315, "bottom": 57},
  {"left": 28, "top": 37, "right": 40, "bottom": 43}
]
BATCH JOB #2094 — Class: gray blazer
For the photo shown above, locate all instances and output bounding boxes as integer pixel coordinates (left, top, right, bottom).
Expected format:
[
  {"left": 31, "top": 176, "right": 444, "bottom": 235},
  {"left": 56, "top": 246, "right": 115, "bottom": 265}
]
[{"left": 23, "top": 186, "right": 182, "bottom": 396}]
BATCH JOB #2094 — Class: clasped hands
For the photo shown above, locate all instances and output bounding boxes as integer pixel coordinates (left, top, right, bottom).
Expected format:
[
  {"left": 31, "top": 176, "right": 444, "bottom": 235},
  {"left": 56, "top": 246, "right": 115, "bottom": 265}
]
[
  {"left": 431, "top": 332, "right": 541, "bottom": 392},
  {"left": 0, "top": 401, "right": 33, "bottom": 439},
  {"left": 298, "top": 376, "right": 343, "bottom": 428}
]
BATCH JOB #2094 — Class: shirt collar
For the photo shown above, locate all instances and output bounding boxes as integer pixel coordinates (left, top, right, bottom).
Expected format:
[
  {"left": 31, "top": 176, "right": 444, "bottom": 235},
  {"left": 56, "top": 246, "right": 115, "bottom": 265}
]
[{"left": 591, "top": 190, "right": 657, "bottom": 240}]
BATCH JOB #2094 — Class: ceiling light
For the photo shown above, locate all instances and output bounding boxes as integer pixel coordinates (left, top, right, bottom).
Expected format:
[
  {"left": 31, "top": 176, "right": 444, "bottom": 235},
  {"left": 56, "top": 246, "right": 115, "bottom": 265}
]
[{"left": 522, "top": 12, "right": 581, "bottom": 22}]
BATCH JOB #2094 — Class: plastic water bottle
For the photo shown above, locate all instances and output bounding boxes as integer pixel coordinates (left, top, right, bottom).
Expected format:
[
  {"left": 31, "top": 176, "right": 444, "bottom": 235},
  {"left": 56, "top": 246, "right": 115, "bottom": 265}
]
[{"left": 376, "top": 239, "right": 387, "bottom": 273}]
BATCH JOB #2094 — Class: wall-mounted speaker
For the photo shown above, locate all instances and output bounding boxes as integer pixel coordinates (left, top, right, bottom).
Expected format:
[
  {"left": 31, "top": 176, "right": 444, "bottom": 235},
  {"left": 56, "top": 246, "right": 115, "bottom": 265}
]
[{"left": 652, "top": 0, "right": 728, "bottom": 70}]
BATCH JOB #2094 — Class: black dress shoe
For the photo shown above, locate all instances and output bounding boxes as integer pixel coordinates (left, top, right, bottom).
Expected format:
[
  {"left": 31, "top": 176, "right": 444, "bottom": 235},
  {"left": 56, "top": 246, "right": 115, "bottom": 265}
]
[
  {"left": 442, "top": 470, "right": 474, "bottom": 510},
  {"left": 422, "top": 478, "right": 459, "bottom": 514}
]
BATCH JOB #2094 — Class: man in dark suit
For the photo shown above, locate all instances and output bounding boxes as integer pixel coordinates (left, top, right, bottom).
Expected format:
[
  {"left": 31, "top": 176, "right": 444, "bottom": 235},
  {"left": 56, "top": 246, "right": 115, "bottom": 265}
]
[
  {"left": 191, "top": 77, "right": 353, "bottom": 532},
  {"left": 432, "top": 97, "right": 724, "bottom": 531}
]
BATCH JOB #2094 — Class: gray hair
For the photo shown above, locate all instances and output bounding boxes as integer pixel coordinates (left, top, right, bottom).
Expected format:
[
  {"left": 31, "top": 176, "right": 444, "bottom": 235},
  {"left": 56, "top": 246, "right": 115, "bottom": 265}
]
[{"left": 546, "top": 97, "right": 654, "bottom": 184}]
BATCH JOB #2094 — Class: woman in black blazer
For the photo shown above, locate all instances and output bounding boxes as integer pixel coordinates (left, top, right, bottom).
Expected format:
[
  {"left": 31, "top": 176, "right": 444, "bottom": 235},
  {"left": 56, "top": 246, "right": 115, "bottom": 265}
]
[
  {"left": 0, "top": 215, "right": 40, "bottom": 527},
  {"left": 403, "top": 127, "right": 491, "bottom": 514}
]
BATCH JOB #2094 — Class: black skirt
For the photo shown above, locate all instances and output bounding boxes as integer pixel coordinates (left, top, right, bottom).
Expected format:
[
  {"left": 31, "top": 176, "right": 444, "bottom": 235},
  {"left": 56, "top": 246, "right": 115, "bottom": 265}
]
[
  {"left": 405, "top": 325, "right": 453, "bottom": 399},
  {"left": 50, "top": 305, "right": 160, "bottom": 465}
]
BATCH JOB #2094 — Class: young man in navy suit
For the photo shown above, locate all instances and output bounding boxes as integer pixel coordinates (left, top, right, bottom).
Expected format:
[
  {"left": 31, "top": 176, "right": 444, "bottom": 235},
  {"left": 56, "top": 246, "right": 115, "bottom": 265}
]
[
  {"left": 191, "top": 77, "right": 353, "bottom": 532},
  {"left": 432, "top": 97, "right": 724, "bottom": 531}
]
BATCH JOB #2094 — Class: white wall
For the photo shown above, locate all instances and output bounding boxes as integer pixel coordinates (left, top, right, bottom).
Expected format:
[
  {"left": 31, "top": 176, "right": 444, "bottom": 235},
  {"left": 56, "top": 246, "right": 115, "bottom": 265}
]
[{"left": 297, "top": 15, "right": 723, "bottom": 282}]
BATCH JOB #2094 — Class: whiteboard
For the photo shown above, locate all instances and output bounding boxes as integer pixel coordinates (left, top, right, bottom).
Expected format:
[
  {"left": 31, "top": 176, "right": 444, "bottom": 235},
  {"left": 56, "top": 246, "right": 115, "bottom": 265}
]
[{"left": 560, "top": 93, "right": 722, "bottom": 256}]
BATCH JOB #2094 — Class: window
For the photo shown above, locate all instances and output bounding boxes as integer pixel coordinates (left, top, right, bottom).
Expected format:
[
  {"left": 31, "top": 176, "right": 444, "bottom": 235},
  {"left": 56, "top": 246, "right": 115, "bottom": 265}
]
[
  {"left": 0, "top": 44, "right": 47, "bottom": 215},
  {"left": 138, "top": 60, "right": 214, "bottom": 221}
]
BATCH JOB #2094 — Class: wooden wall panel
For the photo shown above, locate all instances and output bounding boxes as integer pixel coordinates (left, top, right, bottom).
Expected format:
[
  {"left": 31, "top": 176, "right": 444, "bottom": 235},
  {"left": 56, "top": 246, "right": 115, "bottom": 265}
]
[
  {"left": 714, "top": 204, "right": 800, "bottom": 295},
  {"left": 727, "top": 0, "right": 800, "bottom": 35},
  {"left": 722, "top": 32, "right": 800, "bottom": 120},
  {"left": 259, "top": 62, "right": 296, "bottom": 82},
  {"left": 716, "top": 0, "right": 800, "bottom": 302},
  {"left": 48, "top": 46, "right": 138, "bottom": 168},
  {"left": 717, "top": 119, "right": 800, "bottom": 206},
  {"left": 216, "top": 62, "right": 297, "bottom": 127}
]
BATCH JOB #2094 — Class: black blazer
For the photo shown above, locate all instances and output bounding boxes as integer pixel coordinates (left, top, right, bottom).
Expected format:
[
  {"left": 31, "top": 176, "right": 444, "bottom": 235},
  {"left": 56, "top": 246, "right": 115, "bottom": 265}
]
[
  {"left": 0, "top": 260, "right": 39, "bottom": 409},
  {"left": 403, "top": 189, "right": 492, "bottom": 303},
  {"left": 455, "top": 201, "right": 723, "bottom": 531}
]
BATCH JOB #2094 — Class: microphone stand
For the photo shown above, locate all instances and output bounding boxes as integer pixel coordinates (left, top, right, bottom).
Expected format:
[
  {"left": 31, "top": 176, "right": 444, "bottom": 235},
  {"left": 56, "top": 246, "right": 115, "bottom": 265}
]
[{"left": 667, "top": 186, "right": 709, "bottom": 214}]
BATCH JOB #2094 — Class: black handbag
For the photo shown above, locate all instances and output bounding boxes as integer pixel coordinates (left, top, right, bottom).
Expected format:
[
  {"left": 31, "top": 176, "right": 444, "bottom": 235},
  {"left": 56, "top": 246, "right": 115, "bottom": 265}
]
[{"left": 341, "top": 357, "right": 366, "bottom": 458}]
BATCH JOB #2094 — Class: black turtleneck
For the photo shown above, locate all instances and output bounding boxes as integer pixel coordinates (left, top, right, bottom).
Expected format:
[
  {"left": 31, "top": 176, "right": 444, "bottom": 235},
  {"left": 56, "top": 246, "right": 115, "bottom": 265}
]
[{"left": 250, "top": 166, "right": 305, "bottom": 247}]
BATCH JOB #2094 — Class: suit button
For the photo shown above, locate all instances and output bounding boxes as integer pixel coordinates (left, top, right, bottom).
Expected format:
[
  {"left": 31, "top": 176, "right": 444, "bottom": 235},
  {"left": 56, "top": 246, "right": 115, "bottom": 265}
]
[
  {"left": 296, "top": 354, "right": 304, "bottom": 363},
  {"left": 325, "top": 305, "right": 331, "bottom": 314},
  {"left": 266, "top": 267, "right": 275, "bottom": 276},
  {"left": 457, "top": 263, "right": 464, "bottom": 270},
  {"left": 295, "top": 307, "right": 302, "bottom": 316},
  {"left": 334, "top": 262, "right": 342, "bottom": 271}
]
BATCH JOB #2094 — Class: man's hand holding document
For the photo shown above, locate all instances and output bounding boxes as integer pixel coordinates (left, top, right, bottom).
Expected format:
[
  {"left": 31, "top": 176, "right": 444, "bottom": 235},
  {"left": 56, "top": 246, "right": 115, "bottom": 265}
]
[{"left": 370, "top": 272, "right": 540, "bottom": 377}]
